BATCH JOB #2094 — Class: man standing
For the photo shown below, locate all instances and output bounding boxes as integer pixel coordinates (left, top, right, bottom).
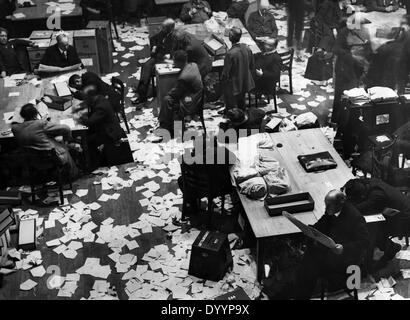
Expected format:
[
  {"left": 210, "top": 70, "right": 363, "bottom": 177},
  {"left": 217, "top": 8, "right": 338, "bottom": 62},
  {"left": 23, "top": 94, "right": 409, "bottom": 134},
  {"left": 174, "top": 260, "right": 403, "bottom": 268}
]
[
  {"left": 221, "top": 27, "right": 255, "bottom": 110},
  {"left": 132, "top": 19, "right": 175, "bottom": 106},
  {"left": 286, "top": 0, "right": 305, "bottom": 50},
  {"left": 0, "top": 28, "right": 33, "bottom": 77},
  {"left": 38, "top": 33, "right": 82, "bottom": 74},
  {"left": 180, "top": 0, "right": 212, "bottom": 24},
  {"left": 158, "top": 51, "right": 203, "bottom": 135},
  {"left": 294, "top": 190, "right": 370, "bottom": 300},
  {"left": 247, "top": 0, "right": 278, "bottom": 41}
]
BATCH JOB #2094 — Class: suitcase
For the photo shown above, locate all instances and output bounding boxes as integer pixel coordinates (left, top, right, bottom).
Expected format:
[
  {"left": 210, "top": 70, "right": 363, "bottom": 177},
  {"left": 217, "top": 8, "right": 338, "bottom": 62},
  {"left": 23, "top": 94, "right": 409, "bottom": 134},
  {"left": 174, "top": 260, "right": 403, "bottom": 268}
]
[
  {"left": 188, "top": 231, "right": 233, "bottom": 281},
  {"left": 304, "top": 52, "right": 333, "bottom": 81},
  {"left": 0, "top": 191, "right": 22, "bottom": 206}
]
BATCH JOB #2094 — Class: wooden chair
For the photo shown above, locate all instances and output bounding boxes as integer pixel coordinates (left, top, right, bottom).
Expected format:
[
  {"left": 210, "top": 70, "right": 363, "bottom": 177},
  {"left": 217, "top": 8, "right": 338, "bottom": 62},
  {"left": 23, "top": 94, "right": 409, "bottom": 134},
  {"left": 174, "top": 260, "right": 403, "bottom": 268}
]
[
  {"left": 22, "top": 148, "right": 73, "bottom": 205},
  {"left": 318, "top": 274, "right": 359, "bottom": 300},
  {"left": 278, "top": 49, "right": 295, "bottom": 95},
  {"left": 177, "top": 89, "right": 207, "bottom": 136},
  {"left": 180, "top": 161, "right": 232, "bottom": 229},
  {"left": 111, "top": 77, "right": 131, "bottom": 134},
  {"left": 252, "top": 86, "right": 278, "bottom": 113}
]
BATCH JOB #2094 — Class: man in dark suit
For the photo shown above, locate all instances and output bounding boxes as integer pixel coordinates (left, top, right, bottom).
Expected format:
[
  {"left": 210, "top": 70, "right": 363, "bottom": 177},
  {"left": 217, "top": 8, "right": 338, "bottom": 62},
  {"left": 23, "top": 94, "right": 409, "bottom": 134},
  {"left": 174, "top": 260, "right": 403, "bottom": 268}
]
[
  {"left": 344, "top": 178, "right": 409, "bottom": 268},
  {"left": 77, "top": 84, "right": 125, "bottom": 168},
  {"left": 247, "top": 0, "right": 278, "bottom": 41},
  {"left": 132, "top": 18, "right": 176, "bottom": 106},
  {"left": 38, "top": 33, "right": 82, "bottom": 74},
  {"left": 227, "top": 0, "right": 250, "bottom": 25},
  {"left": 0, "top": 27, "right": 33, "bottom": 77},
  {"left": 221, "top": 27, "right": 255, "bottom": 110},
  {"left": 173, "top": 30, "right": 212, "bottom": 79},
  {"left": 254, "top": 38, "right": 282, "bottom": 96},
  {"left": 294, "top": 190, "right": 370, "bottom": 300},
  {"left": 158, "top": 50, "right": 203, "bottom": 135},
  {"left": 286, "top": 0, "right": 305, "bottom": 49},
  {"left": 180, "top": 0, "right": 212, "bottom": 24}
]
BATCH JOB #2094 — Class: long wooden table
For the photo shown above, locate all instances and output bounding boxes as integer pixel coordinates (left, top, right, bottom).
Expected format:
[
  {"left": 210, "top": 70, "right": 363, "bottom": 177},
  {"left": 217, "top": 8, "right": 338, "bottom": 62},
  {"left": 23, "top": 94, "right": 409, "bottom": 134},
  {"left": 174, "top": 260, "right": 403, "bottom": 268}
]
[
  {"left": 230, "top": 129, "right": 357, "bottom": 281},
  {"left": 0, "top": 72, "right": 87, "bottom": 139}
]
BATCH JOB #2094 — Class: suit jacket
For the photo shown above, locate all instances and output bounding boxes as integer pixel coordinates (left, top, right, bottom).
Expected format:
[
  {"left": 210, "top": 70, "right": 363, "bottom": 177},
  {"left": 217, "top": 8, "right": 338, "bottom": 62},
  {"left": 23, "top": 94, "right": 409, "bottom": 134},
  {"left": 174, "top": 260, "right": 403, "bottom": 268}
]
[
  {"left": 351, "top": 178, "right": 410, "bottom": 215},
  {"left": 247, "top": 10, "right": 278, "bottom": 39},
  {"left": 314, "top": 202, "right": 370, "bottom": 264},
  {"left": 11, "top": 119, "right": 72, "bottom": 165},
  {"left": 222, "top": 43, "right": 255, "bottom": 96},
  {"left": 254, "top": 51, "right": 282, "bottom": 93},
  {"left": 180, "top": 0, "right": 212, "bottom": 24},
  {"left": 150, "top": 29, "right": 175, "bottom": 60},
  {"left": 168, "top": 63, "right": 203, "bottom": 114},
  {"left": 82, "top": 95, "right": 124, "bottom": 146},
  {"left": 40, "top": 44, "right": 82, "bottom": 68},
  {"left": 0, "top": 42, "right": 23, "bottom": 75},
  {"left": 185, "top": 35, "right": 212, "bottom": 78}
]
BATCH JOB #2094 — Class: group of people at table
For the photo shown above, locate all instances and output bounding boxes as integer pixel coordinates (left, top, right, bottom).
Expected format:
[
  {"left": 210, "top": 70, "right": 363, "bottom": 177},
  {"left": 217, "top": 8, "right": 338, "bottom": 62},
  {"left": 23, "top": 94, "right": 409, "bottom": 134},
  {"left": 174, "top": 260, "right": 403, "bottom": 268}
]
[{"left": 2, "top": 0, "right": 410, "bottom": 299}]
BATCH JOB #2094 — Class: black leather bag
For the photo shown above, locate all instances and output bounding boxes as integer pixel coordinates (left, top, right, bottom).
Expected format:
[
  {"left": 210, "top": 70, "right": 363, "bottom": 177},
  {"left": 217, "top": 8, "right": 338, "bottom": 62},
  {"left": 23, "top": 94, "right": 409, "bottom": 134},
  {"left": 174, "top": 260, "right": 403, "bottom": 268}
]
[{"left": 304, "top": 52, "right": 334, "bottom": 81}]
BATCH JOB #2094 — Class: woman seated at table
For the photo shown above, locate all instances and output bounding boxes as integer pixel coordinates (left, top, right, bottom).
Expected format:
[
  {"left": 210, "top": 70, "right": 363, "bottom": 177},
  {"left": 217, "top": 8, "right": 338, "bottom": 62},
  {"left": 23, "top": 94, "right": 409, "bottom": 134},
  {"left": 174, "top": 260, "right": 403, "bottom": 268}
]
[
  {"left": 76, "top": 83, "right": 125, "bottom": 169},
  {"left": 11, "top": 103, "right": 80, "bottom": 181}
]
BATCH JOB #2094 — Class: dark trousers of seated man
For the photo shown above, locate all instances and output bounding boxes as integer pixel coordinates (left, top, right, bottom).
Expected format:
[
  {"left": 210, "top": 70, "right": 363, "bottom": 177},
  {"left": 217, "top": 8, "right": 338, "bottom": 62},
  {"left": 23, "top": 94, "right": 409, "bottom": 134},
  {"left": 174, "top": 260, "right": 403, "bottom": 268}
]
[
  {"left": 294, "top": 244, "right": 354, "bottom": 300},
  {"left": 137, "top": 57, "right": 157, "bottom": 102},
  {"left": 159, "top": 95, "right": 181, "bottom": 133}
]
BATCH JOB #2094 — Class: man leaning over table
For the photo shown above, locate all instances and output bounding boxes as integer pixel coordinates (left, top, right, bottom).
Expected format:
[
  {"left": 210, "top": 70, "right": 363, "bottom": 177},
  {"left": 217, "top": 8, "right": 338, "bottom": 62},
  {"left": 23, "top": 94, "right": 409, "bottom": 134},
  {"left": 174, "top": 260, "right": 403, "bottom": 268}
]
[
  {"left": 37, "top": 33, "right": 82, "bottom": 75},
  {"left": 0, "top": 27, "right": 36, "bottom": 78}
]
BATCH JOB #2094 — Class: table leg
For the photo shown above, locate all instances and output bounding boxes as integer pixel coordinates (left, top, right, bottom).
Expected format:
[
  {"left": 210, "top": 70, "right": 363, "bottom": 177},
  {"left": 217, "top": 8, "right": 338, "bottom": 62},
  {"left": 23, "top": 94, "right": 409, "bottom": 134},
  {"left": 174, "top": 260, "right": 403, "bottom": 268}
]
[{"left": 256, "top": 238, "right": 264, "bottom": 283}]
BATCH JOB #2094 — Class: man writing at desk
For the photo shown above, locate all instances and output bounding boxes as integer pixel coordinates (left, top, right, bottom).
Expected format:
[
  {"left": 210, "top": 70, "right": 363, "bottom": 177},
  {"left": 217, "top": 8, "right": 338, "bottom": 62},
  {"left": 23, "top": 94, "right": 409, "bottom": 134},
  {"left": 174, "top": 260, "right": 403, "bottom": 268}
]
[{"left": 37, "top": 33, "right": 82, "bottom": 75}]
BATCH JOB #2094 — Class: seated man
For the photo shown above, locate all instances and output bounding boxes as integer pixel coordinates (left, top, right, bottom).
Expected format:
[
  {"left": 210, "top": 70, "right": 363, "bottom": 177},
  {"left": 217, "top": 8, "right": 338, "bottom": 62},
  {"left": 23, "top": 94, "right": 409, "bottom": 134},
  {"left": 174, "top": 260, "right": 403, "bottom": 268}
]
[
  {"left": 293, "top": 190, "right": 370, "bottom": 300},
  {"left": 69, "top": 72, "right": 122, "bottom": 113},
  {"left": 80, "top": 0, "right": 112, "bottom": 21},
  {"left": 222, "top": 107, "right": 267, "bottom": 137},
  {"left": 344, "top": 178, "right": 409, "bottom": 268},
  {"left": 254, "top": 38, "right": 282, "bottom": 95},
  {"left": 173, "top": 30, "right": 212, "bottom": 78},
  {"left": 247, "top": 0, "right": 278, "bottom": 42},
  {"left": 132, "top": 18, "right": 176, "bottom": 106},
  {"left": 227, "top": 0, "right": 250, "bottom": 25},
  {"left": 11, "top": 104, "right": 79, "bottom": 181},
  {"left": 38, "top": 33, "right": 82, "bottom": 74},
  {"left": 77, "top": 84, "right": 125, "bottom": 169},
  {"left": 221, "top": 27, "right": 255, "bottom": 110},
  {"left": 0, "top": 27, "right": 34, "bottom": 77},
  {"left": 158, "top": 50, "right": 203, "bottom": 134},
  {"left": 365, "top": 0, "right": 399, "bottom": 12},
  {"left": 180, "top": 0, "right": 212, "bottom": 24}
]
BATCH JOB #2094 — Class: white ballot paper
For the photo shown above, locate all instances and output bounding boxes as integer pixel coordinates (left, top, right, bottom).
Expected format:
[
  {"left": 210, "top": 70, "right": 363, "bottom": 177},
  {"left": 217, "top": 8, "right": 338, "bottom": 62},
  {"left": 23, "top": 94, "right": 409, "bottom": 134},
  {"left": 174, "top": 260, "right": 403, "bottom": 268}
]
[{"left": 283, "top": 211, "right": 337, "bottom": 249}]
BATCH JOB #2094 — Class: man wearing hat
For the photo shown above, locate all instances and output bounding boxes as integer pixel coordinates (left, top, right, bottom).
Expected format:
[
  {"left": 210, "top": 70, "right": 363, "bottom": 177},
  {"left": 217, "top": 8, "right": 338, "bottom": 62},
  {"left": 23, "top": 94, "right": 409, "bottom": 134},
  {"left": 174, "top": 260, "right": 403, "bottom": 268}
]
[{"left": 223, "top": 107, "right": 267, "bottom": 137}]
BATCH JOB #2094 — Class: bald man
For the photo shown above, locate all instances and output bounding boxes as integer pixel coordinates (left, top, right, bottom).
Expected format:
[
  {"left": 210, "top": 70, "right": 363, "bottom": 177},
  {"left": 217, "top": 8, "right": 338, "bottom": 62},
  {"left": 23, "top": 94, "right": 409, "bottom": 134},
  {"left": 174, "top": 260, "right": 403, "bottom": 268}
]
[
  {"left": 38, "top": 34, "right": 82, "bottom": 74},
  {"left": 293, "top": 190, "right": 370, "bottom": 300},
  {"left": 132, "top": 19, "right": 176, "bottom": 106}
]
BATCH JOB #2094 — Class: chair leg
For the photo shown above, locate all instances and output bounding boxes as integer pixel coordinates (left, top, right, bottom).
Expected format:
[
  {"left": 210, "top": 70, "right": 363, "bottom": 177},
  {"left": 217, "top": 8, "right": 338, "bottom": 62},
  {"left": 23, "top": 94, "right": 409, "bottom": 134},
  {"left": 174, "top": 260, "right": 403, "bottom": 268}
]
[
  {"left": 207, "top": 197, "right": 213, "bottom": 229},
  {"left": 111, "top": 20, "right": 119, "bottom": 39},
  {"left": 221, "top": 195, "right": 225, "bottom": 215},
  {"left": 406, "top": 236, "right": 409, "bottom": 247},
  {"left": 320, "top": 282, "right": 325, "bottom": 300},
  {"left": 122, "top": 111, "right": 130, "bottom": 134},
  {"left": 200, "top": 113, "right": 207, "bottom": 136},
  {"left": 273, "top": 88, "right": 278, "bottom": 113},
  {"left": 353, "top": 288, "right": 358, "bottom": 300},
  {"left": 289, "top": 72, "right": 293, "bottom": 95}
]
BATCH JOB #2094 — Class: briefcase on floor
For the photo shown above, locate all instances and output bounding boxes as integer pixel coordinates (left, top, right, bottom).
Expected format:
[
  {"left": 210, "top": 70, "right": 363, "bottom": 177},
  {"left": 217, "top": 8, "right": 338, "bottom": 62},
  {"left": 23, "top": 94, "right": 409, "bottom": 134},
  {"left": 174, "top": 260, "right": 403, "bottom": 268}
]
[
  {"left": 215, "top": 287, "right": 251, "bottom": 300},
  {"left": 0, "top": 191, "right": 22, "bottom": 206},
  {"left": 102, "top": 138, "right": 134, "bottom": 166},
  {"left": 188, "top": 231, "right": 233, "bottom": 281}
]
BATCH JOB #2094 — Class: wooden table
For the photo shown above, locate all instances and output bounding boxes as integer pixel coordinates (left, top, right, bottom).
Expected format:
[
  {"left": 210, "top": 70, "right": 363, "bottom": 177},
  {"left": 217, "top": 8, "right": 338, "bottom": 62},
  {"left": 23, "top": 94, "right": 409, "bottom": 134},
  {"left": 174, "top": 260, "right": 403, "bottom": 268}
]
[
  {"left": 154, "top": 0, "right": 189, "bottom": 4},
  {"left": 7, "top": 0, "right": 83, "bottom": 37},
  {"left": 230, "top": 129, "right": 356, "bottom": 281},
  {"left": 0, "top": 72, "right": 87, "bottom": 139}
]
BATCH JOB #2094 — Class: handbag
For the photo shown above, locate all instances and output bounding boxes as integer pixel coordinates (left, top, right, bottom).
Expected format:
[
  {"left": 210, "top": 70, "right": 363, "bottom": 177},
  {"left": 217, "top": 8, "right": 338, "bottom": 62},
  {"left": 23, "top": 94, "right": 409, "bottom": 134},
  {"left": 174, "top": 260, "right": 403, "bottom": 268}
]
[{"left": 304, "top": 51, "right": 334, "bottom": 81}]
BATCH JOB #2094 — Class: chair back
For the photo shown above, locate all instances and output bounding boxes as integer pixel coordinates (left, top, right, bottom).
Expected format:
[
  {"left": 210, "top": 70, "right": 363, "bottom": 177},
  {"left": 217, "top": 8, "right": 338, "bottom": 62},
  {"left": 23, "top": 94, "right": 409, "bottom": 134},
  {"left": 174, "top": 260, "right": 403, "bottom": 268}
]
[
  {"left": 181, "top": 162, "right": 212, "bottom": 199},
  {"left": 111, "top": 77, "right": 125, "bottom": 107},
  {"left": 279, "top": 49, "right": 294, "bottom": 73}
]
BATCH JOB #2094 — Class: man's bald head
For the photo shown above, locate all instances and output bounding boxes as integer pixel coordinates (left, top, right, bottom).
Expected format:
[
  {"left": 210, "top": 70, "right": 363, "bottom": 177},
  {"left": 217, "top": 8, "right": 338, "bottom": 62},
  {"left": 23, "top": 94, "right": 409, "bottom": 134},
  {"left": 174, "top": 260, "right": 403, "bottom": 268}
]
[
  {"left": 325, "top": 190, "right": 346, "bottom": 216},
  {"left": 162, "top": 18, "right": 176, "bottom": 34},
  {"left": 229, "top": 27, "right": 242, "bottom": 44},
  {"left": 56, "top": 33, "right": 70, "bottom": 51}
]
